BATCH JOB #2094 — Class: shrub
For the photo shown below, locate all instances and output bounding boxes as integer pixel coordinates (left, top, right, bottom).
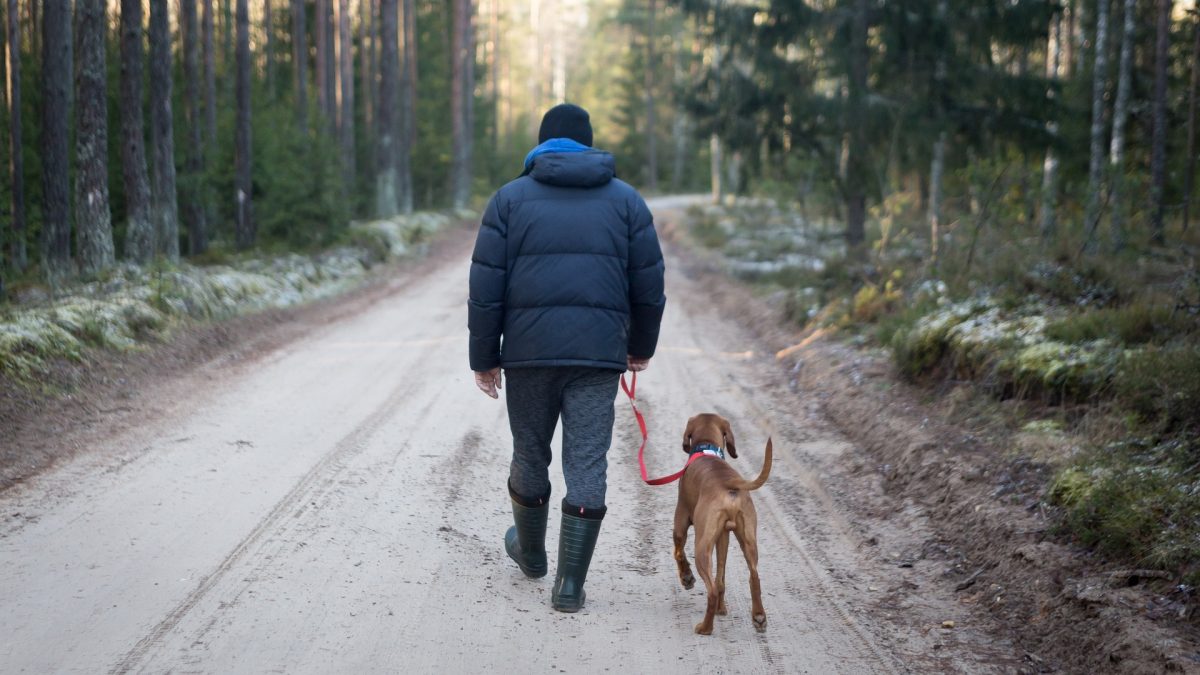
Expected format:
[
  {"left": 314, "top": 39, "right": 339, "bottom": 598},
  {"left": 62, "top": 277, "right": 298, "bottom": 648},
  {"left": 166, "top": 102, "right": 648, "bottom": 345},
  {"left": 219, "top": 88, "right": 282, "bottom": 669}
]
[
  {"left": 1045, "top": 305, "right": 1198, "bottom": 346},
  {"left": 1114, "top": 345, "right": 1200, "bottom": 434}
]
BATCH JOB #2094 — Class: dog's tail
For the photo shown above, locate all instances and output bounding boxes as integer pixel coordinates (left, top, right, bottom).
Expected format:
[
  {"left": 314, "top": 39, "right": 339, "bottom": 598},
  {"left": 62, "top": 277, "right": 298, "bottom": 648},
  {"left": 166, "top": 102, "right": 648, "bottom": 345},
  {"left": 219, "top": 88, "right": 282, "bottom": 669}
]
[{"left": 727, "top": 437, "right": 772, "bottom": 492}]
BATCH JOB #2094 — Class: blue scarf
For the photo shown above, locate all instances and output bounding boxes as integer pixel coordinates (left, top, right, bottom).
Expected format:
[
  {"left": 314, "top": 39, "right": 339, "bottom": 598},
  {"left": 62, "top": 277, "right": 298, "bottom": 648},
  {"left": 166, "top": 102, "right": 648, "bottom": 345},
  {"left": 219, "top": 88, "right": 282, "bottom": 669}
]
[{"left": 523, "top": 138, "right": 591, "bottom": 172}]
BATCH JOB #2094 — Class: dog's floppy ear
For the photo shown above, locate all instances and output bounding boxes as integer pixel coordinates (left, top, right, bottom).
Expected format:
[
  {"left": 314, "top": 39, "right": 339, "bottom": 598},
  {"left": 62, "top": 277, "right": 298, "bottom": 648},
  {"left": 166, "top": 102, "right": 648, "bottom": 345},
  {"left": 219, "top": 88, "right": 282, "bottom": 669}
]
[
  {"left": 719, "top": 417, "right": 738, "bottom": 458},
  {"left": 682, "top": 416, "right": 695, "bottom": 454}
]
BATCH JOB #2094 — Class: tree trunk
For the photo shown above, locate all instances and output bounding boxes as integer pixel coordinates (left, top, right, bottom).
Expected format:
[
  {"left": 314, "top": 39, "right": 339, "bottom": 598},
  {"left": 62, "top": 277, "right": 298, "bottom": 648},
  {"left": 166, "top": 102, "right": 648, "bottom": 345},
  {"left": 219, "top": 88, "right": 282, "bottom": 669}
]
[
  {"left": 489, "top": 0, "right": 500, "bottom": 156},
  {"left": 399, "top": 0, "right": 415, "bottom": 212},
  {"left": 40, "top": 0, "right": 71, "bottom": 279},
  {"left": 360, "top": 0, "right": 373, "bottom": 161},
  {"left": 1150, "top": 0, "right": 1172, "bottom": 243},
  {"left": 182, "top": 0, "right": 208, "bottom": 255},
  {"left": 928, "top": 131, "right": 947, "bottom": 266},
  {"left": 120, "top": 0, "right": 155, "bottom": 263},
  {"left": 7, "top": 0, "right": 27, "bottom": 271},
  {"left": 316, "top": 0, "right": 329, "bottom": 123},
  {"left": 1184, "top": 14, "right": 1199, "bottom": 232},
  {"left": 710, "top": 134, "right": 723, "bottom": 204},
  {"left": 844, "top": 0, "right": 869, "bottom": 252},
  {"left": 1109, "top": 0, "right": 1135, "bottom": 252},
  {"left": 235, "top": 0, "right": 254, "bottom": 249},
  {"left": 264, "top": 0, "right": 274, "bottom": 96},
  {"left": 644, "top": 0, "right": 658, "bottom": 191},
  {"left": 928, "top": 0, "right": 948, "bottom": 264},
  {"left": 1040, "top": 10, "right": 1063, "bottom": 239},
  {"left": 325, "top": 0, "right": 337, "bottom": 126},
  {"left": 1082, "top": 0, "right": 1110, "bottom": 249},
  {"left": 450, "top": 0, "right": 473, "bottom": 209},
  {"left": 376, "top": 0, "right": 400, "bottom": 217},
  {"left": 292, "top": 0, "right": 308, "bottom": 131},
  {"left": 338, "top": 0, "right": 355, "bottom": 188},
  {"left": 149, "top": 0, "right": 179, "bottom": 260},
  {"left": 203, "top": 0, "right": 216, "bottom": 144},
  {"left": 73, "top": 0, "right": 115, "bottom": 275}
]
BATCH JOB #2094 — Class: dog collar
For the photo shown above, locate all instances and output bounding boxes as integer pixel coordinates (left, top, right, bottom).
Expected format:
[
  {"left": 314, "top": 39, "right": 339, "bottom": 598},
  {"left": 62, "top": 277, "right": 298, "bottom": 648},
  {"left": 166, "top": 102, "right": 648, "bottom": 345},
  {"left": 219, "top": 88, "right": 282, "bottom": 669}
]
[{"left": 690, "top": 442, "right": 725, "bottom": 460}]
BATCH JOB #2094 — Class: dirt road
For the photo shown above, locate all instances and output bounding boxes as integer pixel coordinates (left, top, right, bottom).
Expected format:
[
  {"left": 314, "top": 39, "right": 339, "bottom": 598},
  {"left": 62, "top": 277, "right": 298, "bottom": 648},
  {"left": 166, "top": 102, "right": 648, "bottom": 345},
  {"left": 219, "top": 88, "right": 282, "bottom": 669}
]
[{"left": 1, "top": 198, "right": 979, "bottom": 673}]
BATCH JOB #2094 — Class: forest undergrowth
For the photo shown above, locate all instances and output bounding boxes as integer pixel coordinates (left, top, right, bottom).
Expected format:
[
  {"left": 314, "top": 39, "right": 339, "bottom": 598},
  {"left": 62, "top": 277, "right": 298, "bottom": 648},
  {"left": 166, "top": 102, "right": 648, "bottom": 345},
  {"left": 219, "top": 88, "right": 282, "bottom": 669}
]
[
  {"left": 0, "top": 210, "right": 470, "bottom": 391},
  {"left": 688, "top": 197, "right": 1200, "bottom": 587}
]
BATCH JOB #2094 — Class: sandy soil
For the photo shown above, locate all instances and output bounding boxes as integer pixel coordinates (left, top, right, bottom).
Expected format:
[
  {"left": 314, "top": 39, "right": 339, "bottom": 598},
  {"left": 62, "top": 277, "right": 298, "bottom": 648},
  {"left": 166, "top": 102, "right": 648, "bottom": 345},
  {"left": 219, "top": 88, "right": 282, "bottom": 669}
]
[{"left": 1, "top": 199, "right": 1032, "bottom": 673}]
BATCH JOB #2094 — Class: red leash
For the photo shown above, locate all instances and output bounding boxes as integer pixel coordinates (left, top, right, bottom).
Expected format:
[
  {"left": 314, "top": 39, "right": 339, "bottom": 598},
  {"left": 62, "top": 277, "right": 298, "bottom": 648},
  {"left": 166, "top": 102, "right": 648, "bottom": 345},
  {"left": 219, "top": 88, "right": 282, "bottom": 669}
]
[{"left": 620, "top": 371, "right": 708, "bottom": 486}]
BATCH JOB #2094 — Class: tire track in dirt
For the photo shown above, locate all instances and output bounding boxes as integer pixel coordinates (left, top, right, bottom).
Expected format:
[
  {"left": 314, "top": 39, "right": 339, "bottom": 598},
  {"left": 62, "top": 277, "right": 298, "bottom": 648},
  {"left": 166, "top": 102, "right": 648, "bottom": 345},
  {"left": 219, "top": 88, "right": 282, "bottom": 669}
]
[{"left": 111, "top": 349, "right": 436, "bottom": 674}]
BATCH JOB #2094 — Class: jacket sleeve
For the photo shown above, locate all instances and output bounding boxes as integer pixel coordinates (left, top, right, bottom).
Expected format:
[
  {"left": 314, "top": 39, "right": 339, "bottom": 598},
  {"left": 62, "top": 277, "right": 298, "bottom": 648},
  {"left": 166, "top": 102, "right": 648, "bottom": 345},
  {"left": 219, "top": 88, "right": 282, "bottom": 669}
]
[
  {"left": 468, "top": 194, "right": 508, "bottom": 371},
  {"left": 626, "top": 195, "right": 666, "bottom": 359}
]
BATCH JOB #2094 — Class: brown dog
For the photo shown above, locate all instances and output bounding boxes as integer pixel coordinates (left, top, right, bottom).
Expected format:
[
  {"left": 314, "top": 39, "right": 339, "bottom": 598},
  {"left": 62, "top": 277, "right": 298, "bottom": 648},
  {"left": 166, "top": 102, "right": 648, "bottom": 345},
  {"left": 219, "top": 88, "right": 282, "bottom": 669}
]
[{"left": 673, "top": 413, "right": 773, "bottom": 635}]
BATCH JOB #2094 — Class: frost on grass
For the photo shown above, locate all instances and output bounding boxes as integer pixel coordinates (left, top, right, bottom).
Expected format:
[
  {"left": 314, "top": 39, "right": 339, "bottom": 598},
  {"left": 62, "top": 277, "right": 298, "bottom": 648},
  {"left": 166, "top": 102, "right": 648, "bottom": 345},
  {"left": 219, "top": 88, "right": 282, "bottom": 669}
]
[
  {"left": 0, "top": 212, "right": 461, "bottom": 382},
  {"left": 894, "top": 297, "right": 1127, "bottom": 400}
]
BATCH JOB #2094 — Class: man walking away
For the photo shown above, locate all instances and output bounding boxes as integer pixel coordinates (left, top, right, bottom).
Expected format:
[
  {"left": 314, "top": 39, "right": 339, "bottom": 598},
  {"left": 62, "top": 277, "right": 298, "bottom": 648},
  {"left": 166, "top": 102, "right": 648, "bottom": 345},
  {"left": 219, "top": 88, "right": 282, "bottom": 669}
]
[{"left": 468, "top": 103, "right": 666, "bottom": 612}]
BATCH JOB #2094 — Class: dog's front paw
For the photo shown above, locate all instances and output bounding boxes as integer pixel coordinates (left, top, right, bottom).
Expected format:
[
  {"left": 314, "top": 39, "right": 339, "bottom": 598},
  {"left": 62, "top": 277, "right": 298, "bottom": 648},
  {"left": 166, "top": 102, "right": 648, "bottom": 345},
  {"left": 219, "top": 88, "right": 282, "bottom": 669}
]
[
  {"left": 680, "top": 571, "right": 695, "bottom": 590},
  {"left": 694, "top": 622, "right": 713, "bottom": 636},
  {"left": 752, "top": 612, "right": 767, "bottom": 633}
]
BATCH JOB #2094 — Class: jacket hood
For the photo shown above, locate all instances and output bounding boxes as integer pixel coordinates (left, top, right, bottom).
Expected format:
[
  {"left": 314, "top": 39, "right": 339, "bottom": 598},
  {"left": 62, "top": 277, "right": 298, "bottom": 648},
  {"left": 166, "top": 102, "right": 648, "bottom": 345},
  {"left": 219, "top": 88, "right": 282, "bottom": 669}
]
[{"left": 527, "top": 150, "right": 616, "bottom": 188}]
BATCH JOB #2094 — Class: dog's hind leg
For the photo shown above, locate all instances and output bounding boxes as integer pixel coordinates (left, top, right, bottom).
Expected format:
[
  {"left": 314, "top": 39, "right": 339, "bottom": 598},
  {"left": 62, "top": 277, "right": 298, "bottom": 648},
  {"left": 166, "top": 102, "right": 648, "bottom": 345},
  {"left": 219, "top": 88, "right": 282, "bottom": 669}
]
[
  {"left": 715, "top": 529, "right": 730, "bottom": 616},
  {"left": 735, "top": 511, "right": 766, "bottom": 632},
  {"left": 693, "top": 533, "right": 719, "bottom": 635},
  {"left": 672, "top": 503, "right": 695, "bottom": 590}
]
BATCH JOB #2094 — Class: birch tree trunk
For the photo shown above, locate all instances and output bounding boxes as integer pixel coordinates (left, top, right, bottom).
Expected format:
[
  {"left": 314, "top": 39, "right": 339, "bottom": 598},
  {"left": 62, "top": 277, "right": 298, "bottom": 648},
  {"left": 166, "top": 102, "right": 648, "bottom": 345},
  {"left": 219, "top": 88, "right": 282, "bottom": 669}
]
[
  {"left": 376, "top": 0, "right": 400, "bottom": 217},
  {"left": 1150, "top": 0, "right": 1172, "bottom": 244},
  {"left": 1040, "top": 11, "right": 1062, "bottom": 239},
  {"left": 120, "top": 0, "right": 156, "bottom": 263},
  {"left": 1082, "top": 0, "right": 1110, "bottom": 249},
  {"left": 292, "top": 0, "right": 308, "bottom": 131},
  {"left": 927, "top": 0, "right": 948, "bottom": 265},
  {"left": 6, "top": 0, "right": 27, "bottom": 271},
  {"left": 339, "top": 0, "right": 355, "bottom": 187},
  {"left": 235, "top": 0, "right": 254, "bottom": 249},
  {"left": 1108, "top": 0, "right": 1135, "bottom": 252},
  {"left": 74, "top": 0, "right": 115, "bottom": 274},
  {"left": 149, "top": 0, "right": 179, "bottom": 260},
  {"left": 40, "top": 0, "right": 72, "bottom": 279}
]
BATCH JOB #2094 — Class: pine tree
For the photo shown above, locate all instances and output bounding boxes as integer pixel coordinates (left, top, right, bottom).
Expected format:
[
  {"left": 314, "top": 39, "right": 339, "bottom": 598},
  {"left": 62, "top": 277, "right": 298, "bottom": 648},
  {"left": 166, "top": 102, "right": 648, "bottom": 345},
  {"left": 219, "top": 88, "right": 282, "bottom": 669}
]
[
  {"left": 204, "top": 0, "right": 217, "bottom": 145},
  {"left": 450, "top": 0, "right": 474, "bottom": 209},
  {"left": 339, "top": 0, "right": 355, "bottom": 188},
  {"left": 149, "top": 0, "right": 180, "bottom": 260},
  {"left": 182, "top": 0, "right": 208, "bottom": 254},
  {"left": 1109, "top": 0, "right": 1135, "bottom": 252},
  {"left": 399, "top": 0, "right": 415, "bottom": 213},
  {"left": 1082, "top": 0, "right": 1110, "bottom": 249},
  {"left": 1150, "top": 0, "right": 1172, "bottom": 243},
  {"left": 6, "top": 0, "right": 26, "bottom": 271},
  {"left": 235, "top": 0, "right": 254, "bottom": 248},
  {"left": 292, "top": 0, "right": 308, "bottom": 131},
  {"left": 41, "top": 0, "right": 72, "bottom": 279},
  {"left": 376, "top": 0, "right": 400, "bottom": 216},
  {"left": 73, "top": 0, "right": 115, "bottom": 274},
  {"left": 120, "top": 0, "right": 156, "bottom": 263}
]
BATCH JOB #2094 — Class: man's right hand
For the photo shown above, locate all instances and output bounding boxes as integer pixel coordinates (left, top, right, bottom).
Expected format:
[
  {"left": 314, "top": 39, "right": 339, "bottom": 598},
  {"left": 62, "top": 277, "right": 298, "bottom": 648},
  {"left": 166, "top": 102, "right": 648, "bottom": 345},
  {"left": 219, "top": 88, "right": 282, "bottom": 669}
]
[{"left": 474, "top": 368, "right": 503, "bottom": 399}]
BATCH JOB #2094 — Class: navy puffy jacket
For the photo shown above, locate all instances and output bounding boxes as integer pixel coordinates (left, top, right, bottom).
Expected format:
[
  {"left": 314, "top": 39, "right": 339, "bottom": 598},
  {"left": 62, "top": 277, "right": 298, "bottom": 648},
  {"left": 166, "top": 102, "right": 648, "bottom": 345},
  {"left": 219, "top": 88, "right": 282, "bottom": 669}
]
[{"left": 468, "top": 150, "right": 666, "bottom": 372}]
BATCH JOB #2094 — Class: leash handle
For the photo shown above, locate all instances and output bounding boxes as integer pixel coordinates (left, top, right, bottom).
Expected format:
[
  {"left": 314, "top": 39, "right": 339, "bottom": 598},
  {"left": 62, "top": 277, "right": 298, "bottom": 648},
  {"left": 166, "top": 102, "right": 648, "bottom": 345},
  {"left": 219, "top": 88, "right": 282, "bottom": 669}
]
[{"left": 621, "top": 372, "right": 703, "bottom": 486}]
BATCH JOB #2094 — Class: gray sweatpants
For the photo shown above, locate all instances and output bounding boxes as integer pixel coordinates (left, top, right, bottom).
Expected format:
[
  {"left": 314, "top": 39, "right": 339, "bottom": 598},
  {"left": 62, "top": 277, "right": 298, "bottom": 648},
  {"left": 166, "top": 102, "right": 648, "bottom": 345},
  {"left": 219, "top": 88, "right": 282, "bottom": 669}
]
[{"left": 504, "top": 366, "right": 621, "bottom": 510}]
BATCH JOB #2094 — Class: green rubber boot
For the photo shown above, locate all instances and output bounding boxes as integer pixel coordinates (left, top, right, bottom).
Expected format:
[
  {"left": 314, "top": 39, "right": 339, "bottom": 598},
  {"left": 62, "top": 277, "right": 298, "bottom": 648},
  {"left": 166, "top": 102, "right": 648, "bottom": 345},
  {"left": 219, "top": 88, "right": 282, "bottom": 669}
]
[
  {"left": 505, "top": 496, "right": 549, "bottom": 578},
  {"left": 551, "top": 504, "right": 604, "bottom": 613}
]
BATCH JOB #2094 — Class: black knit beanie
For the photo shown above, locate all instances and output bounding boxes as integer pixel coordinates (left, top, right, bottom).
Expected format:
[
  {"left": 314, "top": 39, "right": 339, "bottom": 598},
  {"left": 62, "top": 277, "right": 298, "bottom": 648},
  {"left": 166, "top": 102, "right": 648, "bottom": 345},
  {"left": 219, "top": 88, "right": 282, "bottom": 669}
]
[{"left": 537, "top": 103, "right": 593, "bottom": 147}]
